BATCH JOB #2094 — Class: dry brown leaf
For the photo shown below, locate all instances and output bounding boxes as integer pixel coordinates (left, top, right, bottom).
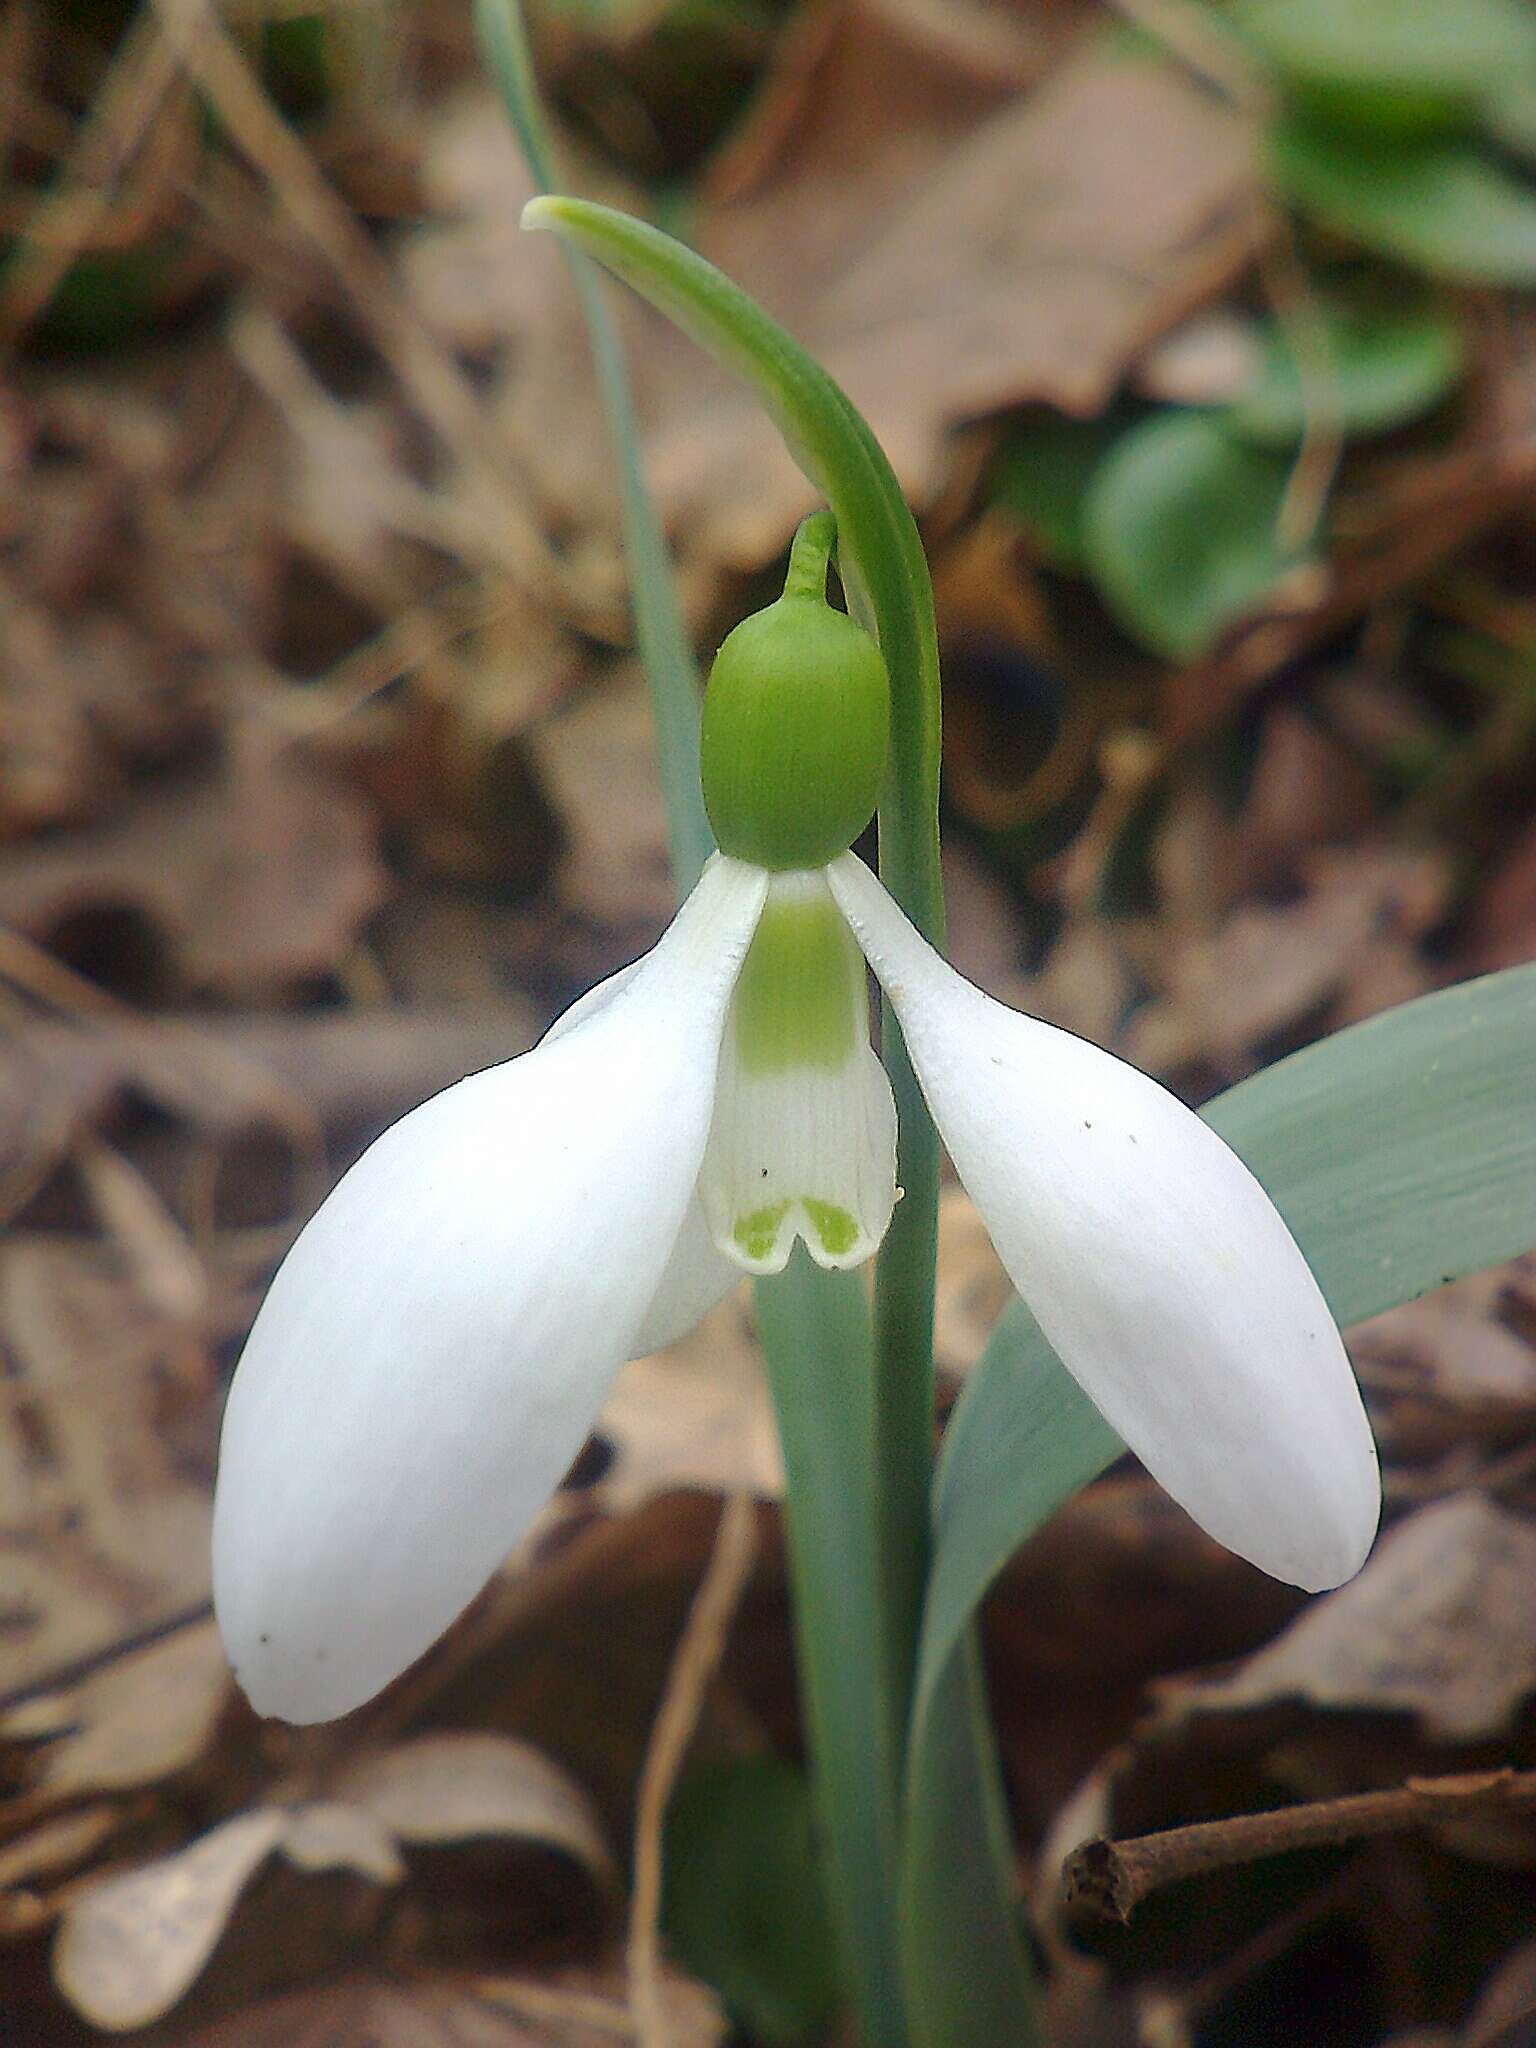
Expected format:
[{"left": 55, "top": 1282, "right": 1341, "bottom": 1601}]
[
  {"left": 423, "top": 42, "right": 1257, "bottom": 578},
  {"left": 1123, "top": 844, "right": 1450, "bottom": 1077},
  {"left": 51, "top": 1732, "right": 614, "bottom": 2031},
  {"left": 1, "top": 1623, "right": 228, "bottom": 1813},
  {"left": 0, "top": 1008, "right": 536, "bottom": 1193},
  {"left": 1464, "top": 814, "right": 1536, "bottom": 975},
  {"left": 0, "top": 724, "right": 387, "bottom": 1001},
  {"left": 596, "top": 1295, "right": 781, "bottom": 1510},
  {"left": 148, "top": 1963, "right": 726, "bottom": 2048},
  {"left": 526, "top": 674, "right": 674, "bottom": 949},
  {"left": 1171, "top": 1495, "right": 1536, "bottom": 1742},
  {"left": 0, "top": 1804, "right": 122, "bottom": 1898},
  {"left": 654, "top": 55, "right": 1261, "bottom": 564},
  {"left": 697, "top": 0, "right": 1052, "bottom": 317},
  {"left": 1350, "top": 1270, "right": 1536, "bottom": 1464},
  {"left": 273, "top": 1803, "right": 405, "bottom": 1884},
  {"left": 933, "top": 1185, "right": 1010, "bottom": 1381},
  {"left": 0, "top": 1242, "right": 215, "bottom": 1699}
]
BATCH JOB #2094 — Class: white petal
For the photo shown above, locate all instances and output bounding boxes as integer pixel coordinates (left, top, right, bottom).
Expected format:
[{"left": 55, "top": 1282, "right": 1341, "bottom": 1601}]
[
  {"left": 214, "top": 856, "right": 767, "bottom": 1721},
  {"left": 541, "top": 957, "right": 642, "bottom": 1044},
  {"left": 630, "top": 1197, "right": 742, "bottom": 1356},
  {"left": 697, "top": 869, "right": 897, "bottom": 1274},
  {"left": 828, "top": 854, "right": 1380, "bottom": 1592}
]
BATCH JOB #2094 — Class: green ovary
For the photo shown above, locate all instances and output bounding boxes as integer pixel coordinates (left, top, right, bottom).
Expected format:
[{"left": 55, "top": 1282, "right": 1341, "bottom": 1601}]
[{"left": 731, "top": 893, "right": 863, "bottom": 1074}]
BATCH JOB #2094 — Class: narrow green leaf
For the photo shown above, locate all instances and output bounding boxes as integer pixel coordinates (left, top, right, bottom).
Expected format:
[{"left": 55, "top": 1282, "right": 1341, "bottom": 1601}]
[
  {"left": 913, "top": 965, "right": 1536, "bottom": 1866},
  {"left": 473, "top": 0, "right": 714, "bottom": 890},
  {"left": 1270, "top": 117, "right": 1536, "bottom": 286},
  {"left": 754, "top": 1258, "right": 909, "bottom": 2048},
  {"left": 1083, "top": 409, "right": 1308, "bottom": 660},
  {"left": 1228, "top": 300, "right": 1463, "bottom": 448},
  {"left": 898, "top": 1629, "right": 1042, "bottom": 2048}
]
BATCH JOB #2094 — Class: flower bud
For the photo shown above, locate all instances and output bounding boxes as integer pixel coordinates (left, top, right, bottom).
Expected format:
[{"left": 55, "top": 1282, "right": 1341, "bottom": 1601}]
[{"left": 701, "top": 515, "right": 890, "bottom": 871}]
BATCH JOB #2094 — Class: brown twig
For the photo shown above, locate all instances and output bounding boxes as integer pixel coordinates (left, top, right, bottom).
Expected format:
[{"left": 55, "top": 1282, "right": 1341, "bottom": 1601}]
[
  {"left": 1063, "top": 1769, "right": 1536, "bottom": 1924},
  {"left": 627, "top": 1492, "right": 758, "bottom": 2048}
]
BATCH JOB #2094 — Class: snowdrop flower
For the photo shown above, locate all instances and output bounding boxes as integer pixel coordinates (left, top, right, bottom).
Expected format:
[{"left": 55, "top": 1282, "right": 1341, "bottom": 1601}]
[{"left": 214, "top": 521, "right": 1379, "bottom": 1724}]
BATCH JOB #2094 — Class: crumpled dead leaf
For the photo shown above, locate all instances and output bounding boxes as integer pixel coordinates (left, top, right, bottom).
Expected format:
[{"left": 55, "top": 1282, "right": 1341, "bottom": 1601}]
[
  {"left": 0, "top": 723, "right": 386, "bottom": 1002},
  {"left": 525, "top": 673, "right": 674, "bottom": 954},
  {"left": 52, "top": 1732, "right": 614, "bottom": 2032},
  {"left": 1122, "top": 841, "right": 1450, "bottom": 1080},
  {"left": 1, "top": 1622, "right": 228, "bottom": 1815},
  {"left": 411, "top": 47, "right": 1259, "bottom": 576},
  {"left": 597, "top": 1295, "right": 781, "bottom": 1511},
  {"left": 55, "top": 1810, "right": 293, "bottom": 2035},
  {"left": 1166, "top": 1495, "right": 1536, "bottom": 1742},
  {"left": 145, "top": 1962, "right": 726, "bottom": 2047},
  {"left": 656, "top": 54, "right": 1261, "bottom": 565},
  {"left": 0, "top": 1241, "right": 215, "bottom": 1700},
  {"left": 329, "top": 1731, "right": 613, "bottom": 1875},
  {"left": 1350, "top": 1262, "right": 1536, "bottom": 1467}
]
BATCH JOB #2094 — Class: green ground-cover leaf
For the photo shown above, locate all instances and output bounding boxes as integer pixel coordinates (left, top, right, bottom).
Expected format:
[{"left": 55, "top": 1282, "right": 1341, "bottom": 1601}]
[
  {"left": 1271, "top": 117, "right": 1536, "bottom": 284},
  {"left": 1228, "top": 299, "right": 1463, "bottom": 447},
  {"left": 1083, "top": 408, "right": 1308, "bottom": 660},
  {"left": 989, "top": 404, "right": 1145, "bottom": 571},
  {"left": 663, "top": 1756, "right": 842, "bottom": 2046},
  {"left": 1234, "top": 0, "right": 1536, "bottom": 136}
]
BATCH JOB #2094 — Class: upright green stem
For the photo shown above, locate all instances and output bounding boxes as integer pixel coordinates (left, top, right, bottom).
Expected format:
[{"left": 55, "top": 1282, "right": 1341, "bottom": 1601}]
[{"left": 755, "top": 1256, "right": 910, "bottom": 2048}]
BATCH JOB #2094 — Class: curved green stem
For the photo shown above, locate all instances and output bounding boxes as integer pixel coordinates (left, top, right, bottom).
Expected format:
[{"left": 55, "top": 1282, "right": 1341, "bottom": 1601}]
[{"left": 755, "top": 1257, "right": 909, "bottom": 2048}]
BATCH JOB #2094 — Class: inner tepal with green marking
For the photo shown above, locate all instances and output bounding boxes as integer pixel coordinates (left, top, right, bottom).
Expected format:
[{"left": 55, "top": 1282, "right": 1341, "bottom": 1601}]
[{"left": 693, "top": 512, "right": 900, "bottom": 1274}]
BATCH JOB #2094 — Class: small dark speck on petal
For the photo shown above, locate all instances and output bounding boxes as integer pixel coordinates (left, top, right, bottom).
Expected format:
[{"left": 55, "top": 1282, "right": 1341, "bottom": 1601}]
[
  {"left": 259, "top": 1633, "right": 271, "bottom": 1646},
  {"left": 1128, "top": 1133, "right": 1138, "bottom": 1144},
  {"left": 1083, "top": 1121, "right": 1092, "bottom": 1131},
  {"left": 990, "top": 1056, "right": 1004, "bottom": 1068},
  {"left": 761, "top": 1167, "right": 769, "bottom": 1178}
]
